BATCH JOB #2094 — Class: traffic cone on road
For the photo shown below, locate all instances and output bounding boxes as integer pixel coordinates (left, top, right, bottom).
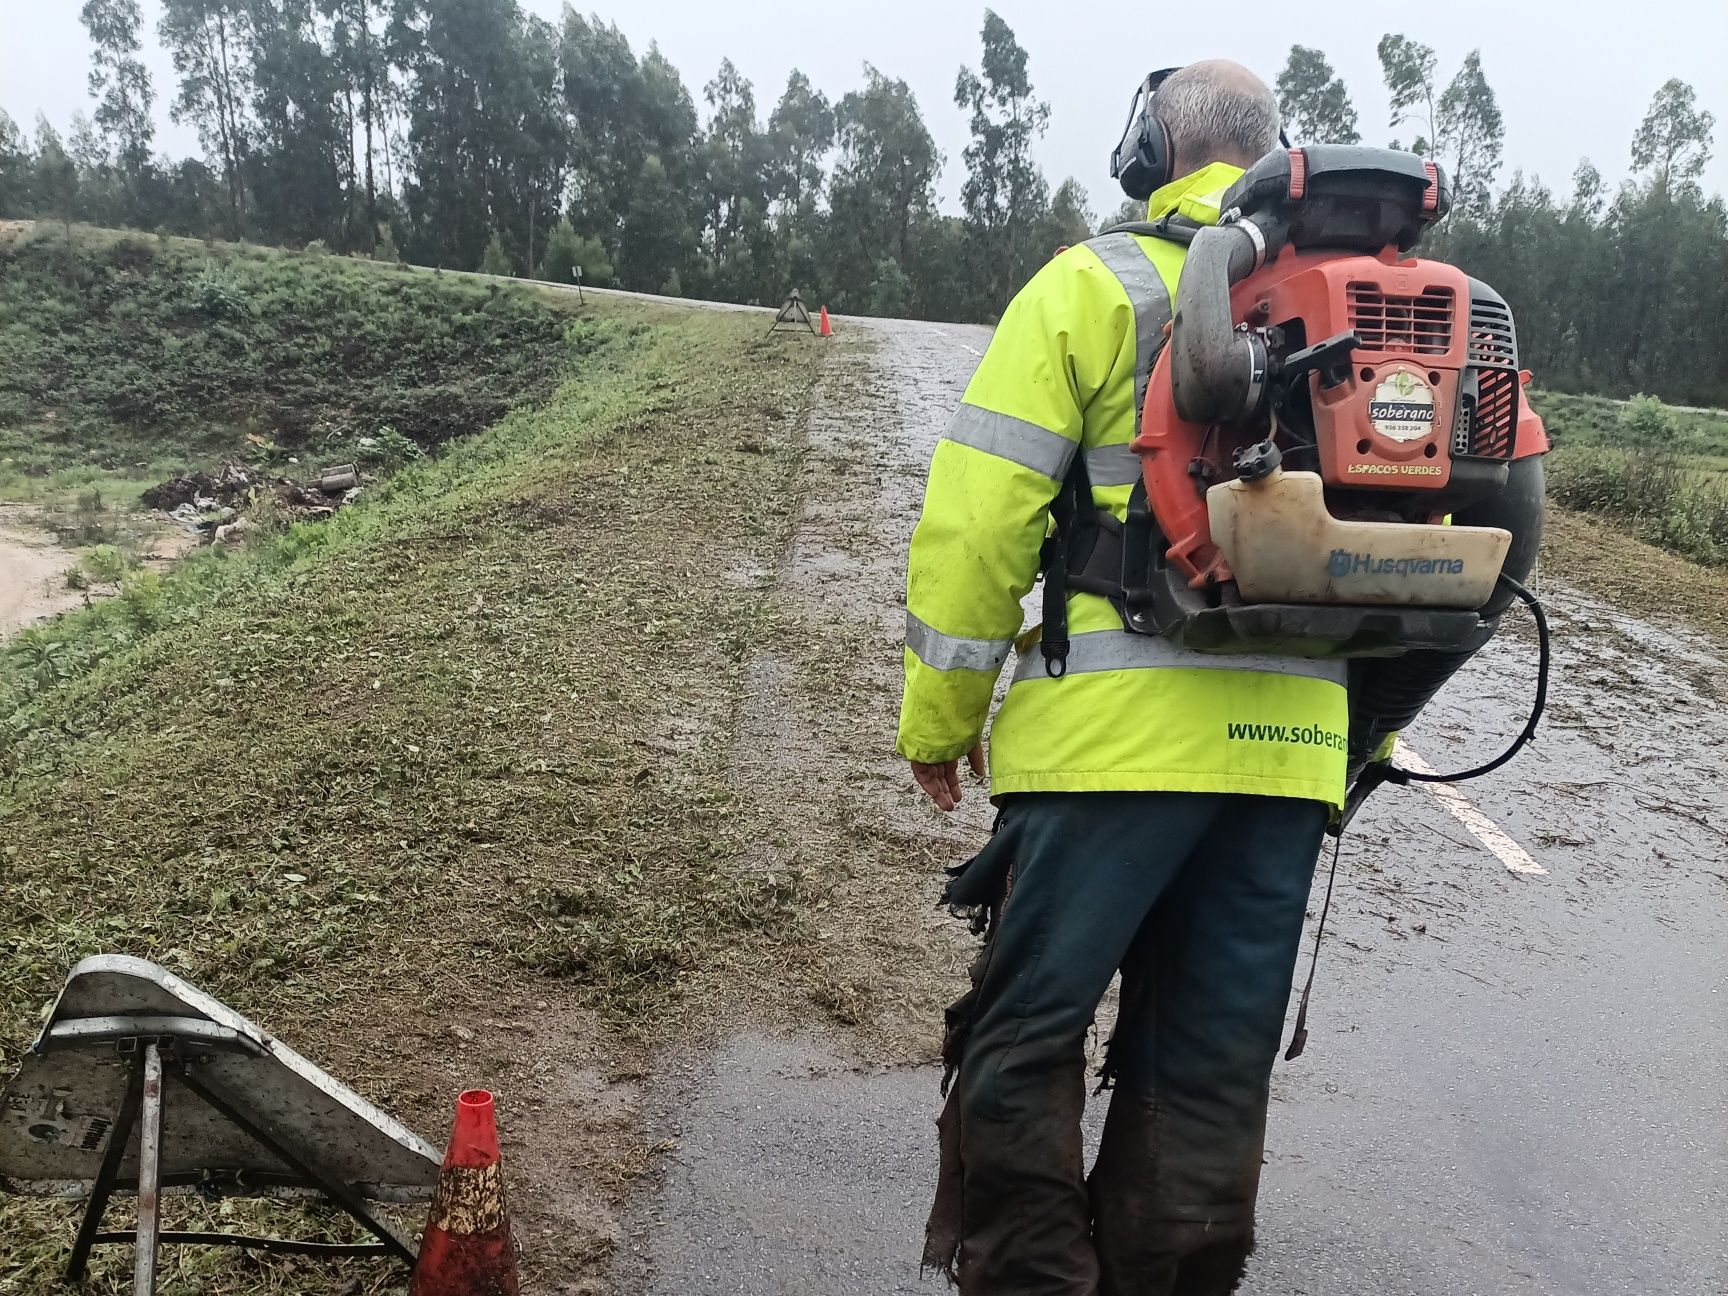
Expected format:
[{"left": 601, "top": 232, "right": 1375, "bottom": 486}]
[
  {"left": 819, "top": 304, "right": 833, "bottom": 337},
  {"left": 409, "top": 1090, "right": 518, "bottom": 1296}
]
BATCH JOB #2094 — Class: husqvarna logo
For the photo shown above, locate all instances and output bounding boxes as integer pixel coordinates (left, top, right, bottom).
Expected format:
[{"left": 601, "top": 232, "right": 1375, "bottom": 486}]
[{"left": 1330, "top": 549, "right": 1465, "bottom": 578}]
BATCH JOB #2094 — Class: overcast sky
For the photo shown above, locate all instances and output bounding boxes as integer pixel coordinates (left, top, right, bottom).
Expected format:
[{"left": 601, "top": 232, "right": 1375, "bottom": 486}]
[{"left": 4, "top": 0, "right": 1724, "bottom": 213}]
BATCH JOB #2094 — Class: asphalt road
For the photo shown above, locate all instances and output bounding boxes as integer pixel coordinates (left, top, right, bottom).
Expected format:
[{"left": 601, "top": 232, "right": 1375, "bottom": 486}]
[{"left": 613, "top": 315, "right": 1728, "bottom": 1295}]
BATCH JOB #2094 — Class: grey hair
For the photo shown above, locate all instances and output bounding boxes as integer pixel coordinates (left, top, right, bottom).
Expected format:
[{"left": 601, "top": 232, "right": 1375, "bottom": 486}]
[{"left": 1154, "top": 64, "right": 1282, "bottom": 172}]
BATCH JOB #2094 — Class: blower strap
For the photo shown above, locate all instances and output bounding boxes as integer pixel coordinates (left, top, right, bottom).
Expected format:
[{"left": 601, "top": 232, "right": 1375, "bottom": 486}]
[
  {"left": 1038, "top": 453, "right": 1095, "bottom": 676},
  {"left": 1038, "top": 456, "right": 1163, "bottom": 677},
  {"left": 1099, "top": 214, "right": 1207, "bottom": 246}
]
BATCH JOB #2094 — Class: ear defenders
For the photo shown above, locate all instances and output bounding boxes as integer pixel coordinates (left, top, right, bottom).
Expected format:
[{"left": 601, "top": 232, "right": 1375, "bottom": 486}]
[
  {"left": 1111, "top": 66, "right": 1295, "bottom": 201},
  {"left": 1110, "top": 67, "right": 1182, "bottom": 201}
]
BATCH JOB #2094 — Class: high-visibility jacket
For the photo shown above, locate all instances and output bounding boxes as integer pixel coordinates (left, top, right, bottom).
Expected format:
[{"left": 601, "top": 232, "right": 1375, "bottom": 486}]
[{"left": 897, "top": 161, "right": 1349, "bottom": 809}]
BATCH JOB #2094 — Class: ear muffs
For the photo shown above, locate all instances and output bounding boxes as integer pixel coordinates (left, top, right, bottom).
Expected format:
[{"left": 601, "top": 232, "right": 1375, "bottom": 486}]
[{"left": 1110, "top": 67, "right": 1181, "bottom": 201}]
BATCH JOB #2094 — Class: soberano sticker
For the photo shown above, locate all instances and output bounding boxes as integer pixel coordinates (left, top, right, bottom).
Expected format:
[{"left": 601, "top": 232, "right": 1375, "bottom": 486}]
[{"left": 1367, "top": 370, "right": 1436, "bottom": 443}]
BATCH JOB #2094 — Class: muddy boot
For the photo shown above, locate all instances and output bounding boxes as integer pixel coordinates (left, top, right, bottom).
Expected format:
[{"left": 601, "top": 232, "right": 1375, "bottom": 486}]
[
  {"left": 1089, "top": 1091, "right": 1256, "bottom": 1296},
  {"left": 952, "top": 1069, "right": 1098, "bottom": 1295},
  {"left": 1171, "top": 1236, "right": 1254, "bottom": 1295}
]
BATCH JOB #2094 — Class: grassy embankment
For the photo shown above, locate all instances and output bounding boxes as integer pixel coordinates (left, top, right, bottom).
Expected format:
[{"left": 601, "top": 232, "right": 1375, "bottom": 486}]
[
  {"left": 0, "top": 223, "right": 570, "bottom": 570},
  {"left": 1538, "top": 389, "right": 1728, "bottom": 566},
  {"left": 0, "top": 228, "right": 826, "bottom": 1291}
]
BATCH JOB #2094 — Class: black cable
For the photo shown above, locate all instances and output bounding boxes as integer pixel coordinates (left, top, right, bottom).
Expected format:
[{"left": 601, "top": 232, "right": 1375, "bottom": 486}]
[
  {"left": 1284, "top": 831, "right": 1342, "bottom": 1062},
  {"left": 1396, "top": 573, "right": 1549, "bottom": 785},
  {"left": 1292, "top": 575, "right": 1548, "bottom": 1061}
]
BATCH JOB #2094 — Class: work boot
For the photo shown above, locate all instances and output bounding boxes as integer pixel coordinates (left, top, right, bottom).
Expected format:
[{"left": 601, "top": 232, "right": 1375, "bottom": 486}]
[
  {"left": 1089, "top": 1092, "right": 1256, "bottom": 1296},
  {"left": 1171, "top": 1236, "right": 1255, "bottom": 1295}
]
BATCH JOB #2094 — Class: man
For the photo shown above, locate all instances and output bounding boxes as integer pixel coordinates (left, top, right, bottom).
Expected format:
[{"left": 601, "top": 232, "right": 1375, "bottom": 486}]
[{"left": 898, "top": 62, "right": 1347, "bottom": 1295}]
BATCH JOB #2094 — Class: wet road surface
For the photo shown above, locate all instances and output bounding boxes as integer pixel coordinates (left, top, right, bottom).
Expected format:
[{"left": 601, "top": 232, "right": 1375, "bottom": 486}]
[{"left": 615, "top": 317, "right": 1728, "bottom": 1294}]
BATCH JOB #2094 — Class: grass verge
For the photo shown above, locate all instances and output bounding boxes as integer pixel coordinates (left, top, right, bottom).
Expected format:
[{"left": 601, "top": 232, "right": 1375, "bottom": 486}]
[
  {"left": 0, "top": 296, "right": 824, "bottom": 1292},
  {"left": 0, "top": 222, "right": 573, "bottom": 517},
  {"left": 1537, "top": 390, "right": 1728, "bottom": 566}
]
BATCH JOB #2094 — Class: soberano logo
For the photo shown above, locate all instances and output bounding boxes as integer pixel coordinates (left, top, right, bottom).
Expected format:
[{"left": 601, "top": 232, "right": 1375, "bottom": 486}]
[
  {"left": 1367, "top": 369, "right": 1436, "bottom": 443},
  {"left": 1329, "top": 549, "right": 1465, "bottom": 578}
]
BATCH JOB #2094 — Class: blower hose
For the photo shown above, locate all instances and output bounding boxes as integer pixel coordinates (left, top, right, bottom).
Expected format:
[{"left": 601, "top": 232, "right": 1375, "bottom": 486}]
[
  {"left": 1388, "top": 573, "right": 1549, "bottom": 785},
  {"left": 1290, "top": 574, "right": 1550, "bottom": 1062}
]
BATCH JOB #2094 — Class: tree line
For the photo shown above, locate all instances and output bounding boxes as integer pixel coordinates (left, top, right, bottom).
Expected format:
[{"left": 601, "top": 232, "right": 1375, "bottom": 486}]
[
  {"left": 1277, "top": 42, "right": 1726, "bottom": 406},
  {"left": 1, "top": 5, "right": 1724, "bottom": 404}
]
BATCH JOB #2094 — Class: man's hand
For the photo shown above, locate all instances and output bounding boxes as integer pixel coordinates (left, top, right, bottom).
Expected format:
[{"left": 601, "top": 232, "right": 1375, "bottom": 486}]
[{"left": 910, "top": 744, "right": 986, "bottom": 812}]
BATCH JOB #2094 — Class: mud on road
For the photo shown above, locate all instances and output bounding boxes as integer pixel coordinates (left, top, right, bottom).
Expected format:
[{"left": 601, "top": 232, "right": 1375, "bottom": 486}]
[{"left": 614, "top": 316, "right": 1728, "bottom": 1295}]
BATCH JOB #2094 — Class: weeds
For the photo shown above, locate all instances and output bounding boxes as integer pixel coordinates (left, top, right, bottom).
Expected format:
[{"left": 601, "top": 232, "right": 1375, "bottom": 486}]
[
  {"left": 79, "top": 544, "right": 127, "bottom": 584},
  {"left": 1548, "top": 447, "right": 1728, "bottom": 565},
  {"left": 1537, "top": 390, "right": 1728, "bottom": 566},
  {"left": 1536, "top": 388, "right": 1728, "bottom": 458},
  {"left": 0, "top": 225, "right": 575, "bottom": 494}
]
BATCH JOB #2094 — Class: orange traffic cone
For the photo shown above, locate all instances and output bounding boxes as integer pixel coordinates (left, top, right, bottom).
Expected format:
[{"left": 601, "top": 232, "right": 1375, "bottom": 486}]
[
  {"left": 410, "top": 1090, "right": 518, "bottom": 1296},
  {"left": 819, "top": 305, "right": 833, "bottom": 337}
]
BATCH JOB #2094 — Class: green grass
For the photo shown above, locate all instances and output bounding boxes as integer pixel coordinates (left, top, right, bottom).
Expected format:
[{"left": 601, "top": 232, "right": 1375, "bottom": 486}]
[
  {"left": 1533, "top": 388, "right": 1728, "bottom": 457},
  {"left": 1547, "top": 446, "right": 1728, "bottom": 566},
  {"left": 0, "top": 310, "right": 815, "bottom": 1036},
  {"left": 1533, "top": 389, "right": 1728, "bottom": 566},
  {"left": 0, "top": 223, "right": 574, "bottom": 513},
  {"left": 0, "top": 254, "right": 823, "bottom": 1291}
]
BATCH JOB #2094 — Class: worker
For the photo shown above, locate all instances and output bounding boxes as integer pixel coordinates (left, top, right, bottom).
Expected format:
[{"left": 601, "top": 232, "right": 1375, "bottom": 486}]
[{"left": 899, "top": 61, "right": 1346, "bottom": 1295}]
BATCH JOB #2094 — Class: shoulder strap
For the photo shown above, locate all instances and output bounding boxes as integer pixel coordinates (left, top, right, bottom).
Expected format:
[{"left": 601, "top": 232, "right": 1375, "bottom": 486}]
[
  {"left": 1038, "top": 450, "right": 1095, "bottom": 678},
  {"left": 1035, "top": 230, "right": 1183, "bottom": 671},
  {"left": 1084, "top": 231, "right": 1176, "bottom": 424},
  {"left": 1098, "top": 213, "right": 1205, "bottom": 246}
]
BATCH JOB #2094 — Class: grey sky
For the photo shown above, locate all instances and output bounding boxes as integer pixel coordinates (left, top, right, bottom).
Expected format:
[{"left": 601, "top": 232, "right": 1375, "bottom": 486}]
[{"left": 4, "top": 0, "right": 1725, "bottom": 213}]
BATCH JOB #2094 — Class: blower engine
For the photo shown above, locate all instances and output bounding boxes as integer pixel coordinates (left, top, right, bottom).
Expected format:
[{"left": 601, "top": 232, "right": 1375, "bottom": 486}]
[{"left": 1056, "top": 146, "right": 1549, "bottom": 794}]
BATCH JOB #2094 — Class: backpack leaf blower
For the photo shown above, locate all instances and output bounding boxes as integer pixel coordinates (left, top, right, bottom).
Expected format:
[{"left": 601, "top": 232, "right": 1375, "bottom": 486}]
[{"left": 1049, "top": 146, "right": 1550, "bottom": 820}]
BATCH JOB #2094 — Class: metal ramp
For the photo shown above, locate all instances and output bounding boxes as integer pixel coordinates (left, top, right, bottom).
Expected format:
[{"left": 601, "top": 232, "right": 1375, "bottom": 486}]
[{"left": 0, "top": 954, "right": 440, "bottom": 1293}]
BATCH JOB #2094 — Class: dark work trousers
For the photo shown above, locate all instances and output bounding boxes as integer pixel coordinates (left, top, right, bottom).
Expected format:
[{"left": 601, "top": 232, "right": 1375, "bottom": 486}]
[{"left": 922, "top": 791, "right": 1327, "bottom": 1296}]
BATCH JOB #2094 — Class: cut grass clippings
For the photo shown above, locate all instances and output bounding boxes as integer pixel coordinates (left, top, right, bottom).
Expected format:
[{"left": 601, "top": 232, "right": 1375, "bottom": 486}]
[
  {"left": 1542, "top": 507, "right": 1728, "bottom": 650},
  {"left": 0, "top": 295, "right": 826, "bottom": 1292}
]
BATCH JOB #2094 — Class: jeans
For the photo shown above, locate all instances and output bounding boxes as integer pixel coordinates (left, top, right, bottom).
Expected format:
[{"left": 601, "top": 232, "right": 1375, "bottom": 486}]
[{"left": 922, "top": 791, "right": 1327, "bottom": 1296}]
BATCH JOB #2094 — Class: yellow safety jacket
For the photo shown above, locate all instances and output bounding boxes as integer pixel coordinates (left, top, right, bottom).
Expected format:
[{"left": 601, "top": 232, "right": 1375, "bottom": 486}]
[{"left": 897, "top": 162, "right": 1349, "bottom": 809}]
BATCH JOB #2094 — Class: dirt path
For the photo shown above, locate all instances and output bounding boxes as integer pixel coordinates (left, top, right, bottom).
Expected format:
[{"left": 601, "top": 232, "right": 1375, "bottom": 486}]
[
  {"left": 0, "top": 505, "right": 199, "bottom": 641},
  {"left": 610, "top": 318, "right": 1728, "bottom": 1294},
  {"left": 0, "top": 508, "right": 80, "bottom": 637},
  {"left": 611, "top": 318, "right": 993, "bottom": 1292}
]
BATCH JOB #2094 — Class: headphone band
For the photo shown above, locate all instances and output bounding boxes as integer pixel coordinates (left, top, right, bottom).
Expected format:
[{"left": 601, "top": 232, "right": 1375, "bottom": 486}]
[
  {"left": 1111, "top": 65, "right": 1293, "bottom": 200},
  {"left": 1111, "top": 67, "right": 1182, "bottom": 200}
]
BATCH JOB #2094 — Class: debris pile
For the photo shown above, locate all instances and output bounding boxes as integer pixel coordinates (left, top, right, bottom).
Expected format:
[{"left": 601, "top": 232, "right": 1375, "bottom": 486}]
[{"left": 143, "top": 460, "right": 365, "bottom": 542}]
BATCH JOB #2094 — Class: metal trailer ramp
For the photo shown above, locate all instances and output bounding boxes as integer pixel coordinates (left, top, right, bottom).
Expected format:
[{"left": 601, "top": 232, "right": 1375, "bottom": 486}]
[{"left": 0, "top": 954, "right": 441, "bottom": 1293}]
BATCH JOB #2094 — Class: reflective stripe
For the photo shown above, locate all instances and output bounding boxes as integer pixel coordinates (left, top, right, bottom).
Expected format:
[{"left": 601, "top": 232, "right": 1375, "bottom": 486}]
[
  {"left": 907, "top": 612, "right": 1014, "bottom": 673},
  {"left": 1011, "top": 630, "right": 1349, "bottom": 685},
  {"left": 943, "top": 403, "right": 1076, "bottom": 480},
  {"left": 1084, "top": 442, "right": 1141, "bottom": 488},
  {"left": 1088, "top": 233, "right": 1172, "bottom": 418}
]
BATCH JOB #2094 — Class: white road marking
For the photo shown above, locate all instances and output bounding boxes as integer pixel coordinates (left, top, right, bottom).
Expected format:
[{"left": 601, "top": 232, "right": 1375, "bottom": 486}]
[
  {"left": 931, "top": 327, "right": 983, "bottom": 357},
  {"left": 1398, "top": 747, "right": 1547, "bottom": 876}
]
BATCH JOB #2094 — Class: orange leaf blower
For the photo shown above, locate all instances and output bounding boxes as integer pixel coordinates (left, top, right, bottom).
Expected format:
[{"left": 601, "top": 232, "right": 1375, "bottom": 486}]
[{"left": 1048, "top": 147, "right": 1550, "bottom": 810}]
